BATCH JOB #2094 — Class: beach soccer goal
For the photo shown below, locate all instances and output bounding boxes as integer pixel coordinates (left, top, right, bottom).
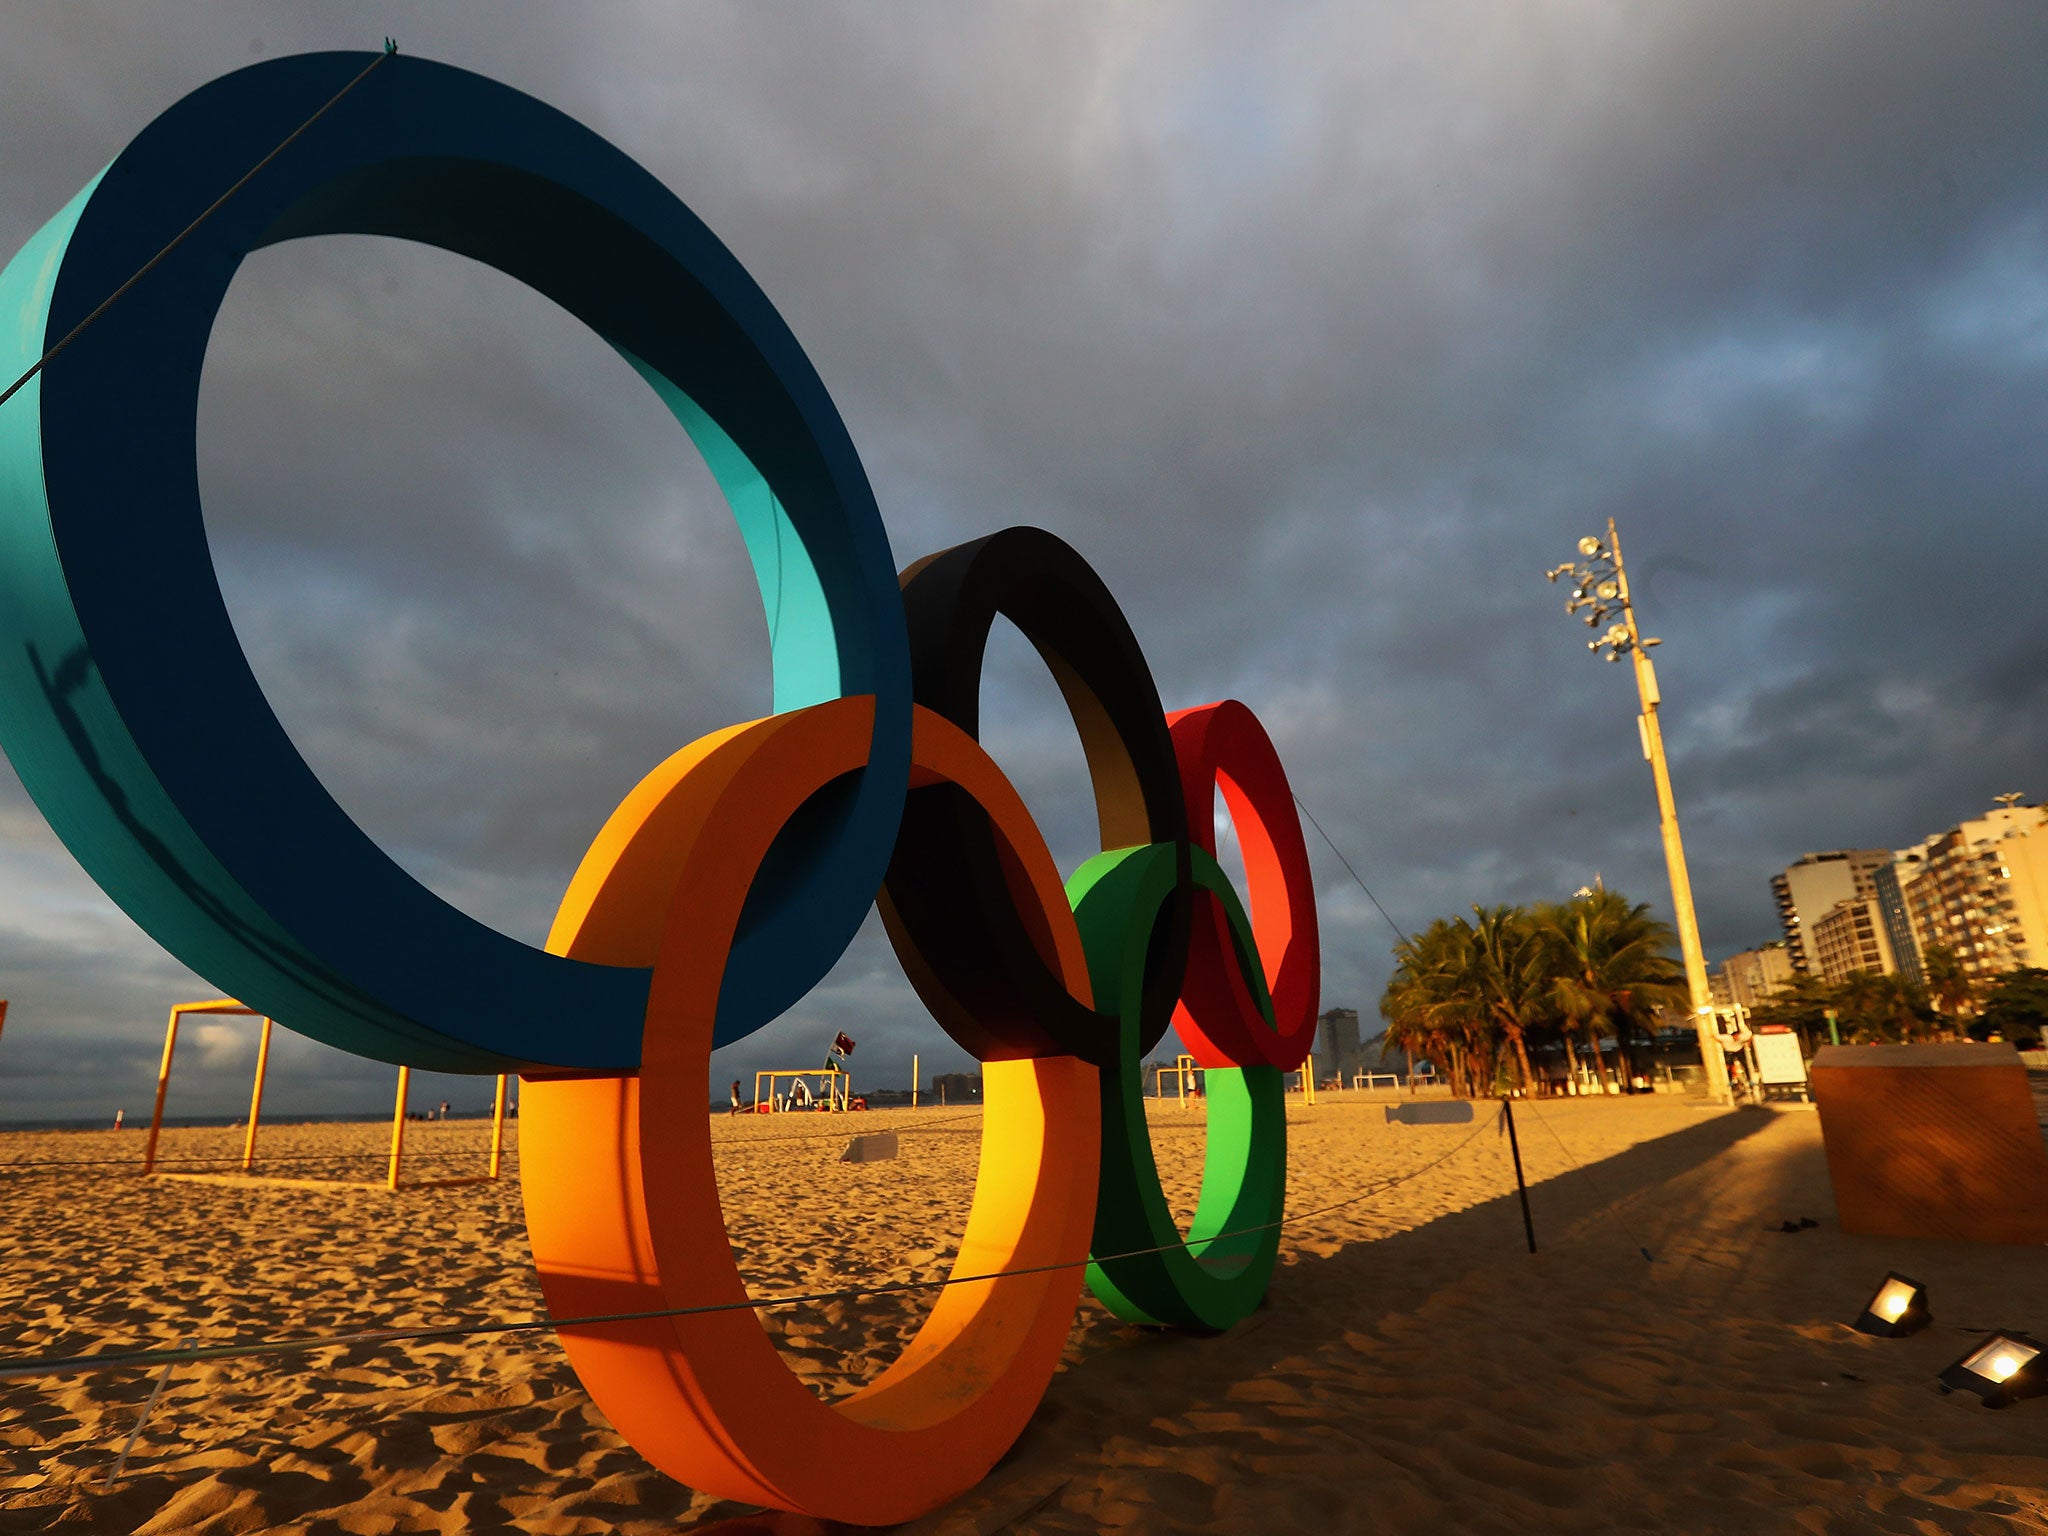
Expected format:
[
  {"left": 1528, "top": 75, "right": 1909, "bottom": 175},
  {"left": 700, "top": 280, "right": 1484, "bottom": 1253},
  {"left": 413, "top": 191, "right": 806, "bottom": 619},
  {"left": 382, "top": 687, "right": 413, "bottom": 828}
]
[{"left": 140, "top": 998, "right": 510, "bottom": 1191}]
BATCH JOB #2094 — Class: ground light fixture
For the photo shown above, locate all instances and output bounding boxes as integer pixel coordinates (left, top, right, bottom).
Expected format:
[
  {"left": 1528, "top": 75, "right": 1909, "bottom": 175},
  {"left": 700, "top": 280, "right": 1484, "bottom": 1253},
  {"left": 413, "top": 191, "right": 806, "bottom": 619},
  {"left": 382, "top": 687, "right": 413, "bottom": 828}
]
[
  {"left": 1851, "top": 1272, "right": 1931, "bottom": 1338},
  {"left": 1938, "top": 1332, "right": 2048, "bottom": 1408}
]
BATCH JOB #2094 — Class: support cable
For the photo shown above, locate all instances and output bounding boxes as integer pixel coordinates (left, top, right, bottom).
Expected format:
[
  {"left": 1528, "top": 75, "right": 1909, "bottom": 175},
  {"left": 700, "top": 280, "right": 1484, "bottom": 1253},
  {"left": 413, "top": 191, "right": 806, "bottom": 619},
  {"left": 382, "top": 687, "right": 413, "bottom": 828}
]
[
  {"left": 0, "top": 42, "right": 396, "bottom": 415},
  {"left": 1291, "top": 792, "right": 1409, "bottom": 946},
  {"left": 1518, "top": 1095, "right": 1654, "bottom": 1263}
]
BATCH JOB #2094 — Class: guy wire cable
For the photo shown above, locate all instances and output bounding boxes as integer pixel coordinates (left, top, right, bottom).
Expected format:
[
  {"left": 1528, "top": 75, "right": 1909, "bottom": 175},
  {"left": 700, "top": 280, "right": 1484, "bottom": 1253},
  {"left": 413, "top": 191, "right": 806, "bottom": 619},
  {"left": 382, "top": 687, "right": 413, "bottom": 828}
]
[
  {"left": 0, "top": 42, "right": 398, "bottom": 414},
  {"left": 1290, "top": 791, "right": 1409, "bottom": 946}
]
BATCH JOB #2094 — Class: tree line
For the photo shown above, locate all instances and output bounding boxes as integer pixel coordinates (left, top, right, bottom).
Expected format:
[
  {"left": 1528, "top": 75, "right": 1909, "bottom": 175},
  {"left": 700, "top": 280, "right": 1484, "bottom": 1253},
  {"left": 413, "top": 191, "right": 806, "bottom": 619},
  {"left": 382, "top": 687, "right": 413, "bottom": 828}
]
[
  {"left": 1378, "top": 889, "right": 1685, "bottom": 1097},
  {"left": 1748, "top": 947, "right": 2048, "bottom": 1051},
  {"left": 1379, "top": 892, "right": 2048, "bottom": 1102}
]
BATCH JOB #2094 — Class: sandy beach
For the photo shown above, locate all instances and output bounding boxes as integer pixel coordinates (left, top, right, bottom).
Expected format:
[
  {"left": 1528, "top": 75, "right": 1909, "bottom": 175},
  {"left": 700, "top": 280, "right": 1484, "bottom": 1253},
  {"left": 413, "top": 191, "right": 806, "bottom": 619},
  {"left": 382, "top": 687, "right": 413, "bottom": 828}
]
[{"left": 2, "top": 1094, "right": 2045, "bottom": 1534}]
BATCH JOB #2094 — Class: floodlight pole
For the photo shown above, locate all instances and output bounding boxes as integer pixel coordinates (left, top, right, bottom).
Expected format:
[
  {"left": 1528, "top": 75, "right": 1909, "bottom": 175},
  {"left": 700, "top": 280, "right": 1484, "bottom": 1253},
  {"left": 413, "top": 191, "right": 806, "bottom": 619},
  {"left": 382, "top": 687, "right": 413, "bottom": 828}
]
[
  {"left": 1605, "top": 520, "right": 1729, "bottom": 1104},
  {"left": 1550, "top": 519, "right": 1731, "bottom": 1105}
]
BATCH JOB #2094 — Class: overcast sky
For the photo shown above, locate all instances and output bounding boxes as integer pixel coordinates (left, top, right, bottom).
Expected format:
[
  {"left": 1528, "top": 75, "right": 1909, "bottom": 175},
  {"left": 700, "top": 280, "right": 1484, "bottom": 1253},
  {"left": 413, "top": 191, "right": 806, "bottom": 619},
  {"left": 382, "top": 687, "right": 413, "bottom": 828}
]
[{"left": 2, "top": 1, "right": 2045, "bottom": 1122}]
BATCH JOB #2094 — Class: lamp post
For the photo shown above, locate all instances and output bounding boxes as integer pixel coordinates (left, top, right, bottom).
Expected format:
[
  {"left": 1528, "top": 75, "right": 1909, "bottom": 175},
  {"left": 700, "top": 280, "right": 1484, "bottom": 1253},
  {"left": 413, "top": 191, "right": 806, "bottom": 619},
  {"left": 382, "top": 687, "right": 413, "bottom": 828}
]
[{"left": 1546, "top": 519, "right": 1732, "bottom": 1104}]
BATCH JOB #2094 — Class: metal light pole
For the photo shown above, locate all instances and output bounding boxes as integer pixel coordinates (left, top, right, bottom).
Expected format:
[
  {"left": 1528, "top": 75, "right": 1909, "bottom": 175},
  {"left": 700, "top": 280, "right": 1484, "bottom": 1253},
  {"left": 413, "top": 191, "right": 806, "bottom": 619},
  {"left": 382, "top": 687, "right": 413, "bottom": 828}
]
[{"left": 1546, "top": 519, "right": 1732, "bottom": 1104}]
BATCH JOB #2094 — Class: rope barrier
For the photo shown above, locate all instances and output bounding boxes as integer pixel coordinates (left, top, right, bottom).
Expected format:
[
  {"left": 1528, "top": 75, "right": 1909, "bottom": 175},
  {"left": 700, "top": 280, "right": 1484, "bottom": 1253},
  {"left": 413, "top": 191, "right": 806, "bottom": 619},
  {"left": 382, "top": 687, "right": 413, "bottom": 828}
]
[
  {"left": 0, "top": 1148, "right": 519, "bottom": 1172},
  {"left": 1518, "top": 1096, "right": 1656, "bottom": 1263},
  {"left": 0, "top": 1105, "right": 1508, "bottom": 1384},
  {"left": 0, "top": 1109, "right": 988, "bottom": 1171}
]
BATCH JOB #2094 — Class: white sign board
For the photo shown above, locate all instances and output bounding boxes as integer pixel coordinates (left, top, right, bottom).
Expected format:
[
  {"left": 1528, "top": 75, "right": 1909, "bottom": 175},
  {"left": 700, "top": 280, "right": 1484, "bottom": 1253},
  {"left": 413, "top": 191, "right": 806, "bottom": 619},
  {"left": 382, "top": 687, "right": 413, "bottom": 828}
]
[{"left": 1754, "top": 1030, "right": 1808, "bottom": 1087}]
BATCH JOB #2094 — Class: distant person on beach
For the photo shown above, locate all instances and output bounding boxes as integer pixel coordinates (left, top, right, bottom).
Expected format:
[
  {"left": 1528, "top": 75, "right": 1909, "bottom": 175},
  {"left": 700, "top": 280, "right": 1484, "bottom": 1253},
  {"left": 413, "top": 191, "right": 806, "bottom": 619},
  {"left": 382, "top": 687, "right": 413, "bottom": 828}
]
[{"left": 729, "top": 1079, "right": 745, "bottom": 1115}]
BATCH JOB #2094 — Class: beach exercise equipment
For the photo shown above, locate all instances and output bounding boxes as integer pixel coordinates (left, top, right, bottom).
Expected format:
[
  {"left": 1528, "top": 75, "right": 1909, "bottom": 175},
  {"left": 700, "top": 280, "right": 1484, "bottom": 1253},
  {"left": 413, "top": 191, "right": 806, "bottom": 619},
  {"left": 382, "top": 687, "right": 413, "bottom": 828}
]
[
  {"left": 1938, "top": 1331, "right": 2047, "bottom": 1408},
  {"left": 0, "top": 51, "right": 1318, "bottom": 1524},
  {"left": 142, "top": 1000, "right": 262, "bottom": 1176},
  {"left": 1750, "top": 1024, "right": 1810, "bottom": 1102},
  {"left": 385, "top": 1065, "right": 512, "bottom": 1192},
  {"left": 1850, "top": 1272, "right": 1930, "bottom": 1338},
  {"left": 753, "top": 1067, "right": 852, "bottom": 1113},
  {"left": 1290, "top": 1052, "right": 1318, "bottom": 1104},
  {"left": 141, "top": 998, "right": 509, "bottom": 1190},
  {"left": 1153, "top": 1052, "right": 1201, "bottom": 1104}
]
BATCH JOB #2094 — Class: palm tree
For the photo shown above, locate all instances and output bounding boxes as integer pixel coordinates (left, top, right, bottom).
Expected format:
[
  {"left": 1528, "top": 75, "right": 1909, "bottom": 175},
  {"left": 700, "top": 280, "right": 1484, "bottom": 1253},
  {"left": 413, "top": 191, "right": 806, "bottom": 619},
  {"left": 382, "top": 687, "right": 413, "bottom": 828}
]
[
  {"left": 1464, "top": 905, "right": 1548, "bottom": 1093},
  {"left": 1831, "top": 969, "right": 1936, "bottom": 1043},
  {"left": 1379, "top": 890, "right": 1682, "bottom": 1099},
  {"left": 1748, "top": 972, "right": 1837, "bottom": 1055},
  {"left": 1534, "top": 890, "right": 1687, "bottom": 1093},
  {"left": 1921, "top": 945, "right": 1977, "bottom": 1028},
  {"left": 1381, "top": 918, "right": 1490, "bottom": 1096}
]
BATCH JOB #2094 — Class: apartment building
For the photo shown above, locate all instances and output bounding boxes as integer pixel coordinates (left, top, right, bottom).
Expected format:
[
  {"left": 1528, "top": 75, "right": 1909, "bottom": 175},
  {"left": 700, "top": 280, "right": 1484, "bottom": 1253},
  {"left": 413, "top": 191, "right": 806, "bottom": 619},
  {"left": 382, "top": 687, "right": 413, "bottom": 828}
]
[
  {"left": 1314, "top": 1007, "right": 1364, "bottom": 1083},
  {"left": 1810, "top": 898, "right": 1896, "bottom": 982},
  {"left": 1873, "top": 857, "right": 1926, "bottom": 983},
  {"left": 1897, "top": 803, "right": 2048, "bottom": 981},
  {"left": 1715, "top": 943, "right": 1796, "bottom": 1008},
  {"left": 1770, "top": 850, "right": 1893, "bottom": 973}
]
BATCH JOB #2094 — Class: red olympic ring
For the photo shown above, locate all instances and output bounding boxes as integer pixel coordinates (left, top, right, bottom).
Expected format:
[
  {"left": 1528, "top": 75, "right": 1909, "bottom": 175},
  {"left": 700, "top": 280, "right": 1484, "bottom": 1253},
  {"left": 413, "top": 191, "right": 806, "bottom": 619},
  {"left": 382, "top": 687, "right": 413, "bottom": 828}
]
[{"left": 1169, "top": 700, "right": 1321, "bottom": 1071}]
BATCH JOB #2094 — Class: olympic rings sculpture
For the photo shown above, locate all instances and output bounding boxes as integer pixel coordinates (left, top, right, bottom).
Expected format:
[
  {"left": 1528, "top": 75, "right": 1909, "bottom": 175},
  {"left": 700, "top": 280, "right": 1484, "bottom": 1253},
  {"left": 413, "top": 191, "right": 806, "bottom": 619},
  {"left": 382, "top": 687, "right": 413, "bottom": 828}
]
[{"left": 0, "top": 54, "right": 1320, "bottom": 1524}]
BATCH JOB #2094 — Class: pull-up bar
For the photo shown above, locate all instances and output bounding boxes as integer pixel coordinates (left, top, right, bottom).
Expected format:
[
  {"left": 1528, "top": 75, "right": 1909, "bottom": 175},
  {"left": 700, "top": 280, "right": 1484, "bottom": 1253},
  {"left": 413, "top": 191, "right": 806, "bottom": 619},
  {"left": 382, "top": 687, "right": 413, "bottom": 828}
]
[
  {"left": 753, "top": 1067, "right": 853, "bottom": 1113},
  {"left": 1153, "top": 1053, "right": 1200, "bottom": 1106},
  {"left": 143, "top": 1000, "right": 260, "bottom": 1175},
  {"left": 142, "top": 999, "right": 509, "bottom": 1190}
]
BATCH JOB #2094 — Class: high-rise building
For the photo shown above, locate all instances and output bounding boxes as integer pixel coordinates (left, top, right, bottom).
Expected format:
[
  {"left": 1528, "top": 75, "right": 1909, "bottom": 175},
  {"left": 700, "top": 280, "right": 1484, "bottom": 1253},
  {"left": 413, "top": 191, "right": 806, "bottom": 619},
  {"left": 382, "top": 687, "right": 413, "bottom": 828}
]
[
  {"left": 1873, "top": 855, "right": 1926, "bottom": 984},
  {"left": 1315, "top": 1007, "right": 1363, "bottom": 1082},
  {"left": 1715, "top": 943, "right": 1796, "bottom": 1008},
  {"left": 1810, "top": 898, "right": 1896, "bottom": 982},
  {"left": 1898, "top": 803, "right": 2048, "bottom": 982},
  {"left": 1770, "top": 850, "right": 1893, "bottom": 973}
]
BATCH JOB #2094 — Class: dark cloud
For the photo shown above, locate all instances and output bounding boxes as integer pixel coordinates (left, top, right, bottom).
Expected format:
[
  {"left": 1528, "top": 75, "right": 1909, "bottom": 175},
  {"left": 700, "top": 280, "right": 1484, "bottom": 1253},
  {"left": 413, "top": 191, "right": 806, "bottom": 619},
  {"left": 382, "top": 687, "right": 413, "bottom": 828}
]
[{"left": 2, "top": 1, "right": 2047, "bottom": 1119}]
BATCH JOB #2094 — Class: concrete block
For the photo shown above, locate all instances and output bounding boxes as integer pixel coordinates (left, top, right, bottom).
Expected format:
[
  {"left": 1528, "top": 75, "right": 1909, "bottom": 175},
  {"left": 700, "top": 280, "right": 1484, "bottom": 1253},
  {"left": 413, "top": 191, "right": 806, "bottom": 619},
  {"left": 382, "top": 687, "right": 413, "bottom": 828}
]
[
  {"left": 840, "top": 1131, "right": 899, "bottom": 1164},
  {"left": 1385, "top": 1101, "right": 1476, "bottom": 1126},
  {"left": 1810, "top": 1042, "right": 2048, "bottom": 1245}
]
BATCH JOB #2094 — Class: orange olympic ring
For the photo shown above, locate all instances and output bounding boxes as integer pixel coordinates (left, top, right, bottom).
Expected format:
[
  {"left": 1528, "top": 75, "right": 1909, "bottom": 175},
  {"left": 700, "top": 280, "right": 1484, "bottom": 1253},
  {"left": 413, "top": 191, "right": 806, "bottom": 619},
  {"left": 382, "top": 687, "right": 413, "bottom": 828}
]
[{"left": 521, "top": 699, "right": 1101, "bottom": 1524}]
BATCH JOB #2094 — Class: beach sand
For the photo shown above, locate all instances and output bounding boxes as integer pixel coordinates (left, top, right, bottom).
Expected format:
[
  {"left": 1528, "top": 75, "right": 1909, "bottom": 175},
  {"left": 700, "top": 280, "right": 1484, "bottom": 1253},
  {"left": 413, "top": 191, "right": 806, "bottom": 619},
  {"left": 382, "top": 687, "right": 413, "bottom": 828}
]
[{"left": 2, "top": 1093, "right": 2045, "bottom": 1534}]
